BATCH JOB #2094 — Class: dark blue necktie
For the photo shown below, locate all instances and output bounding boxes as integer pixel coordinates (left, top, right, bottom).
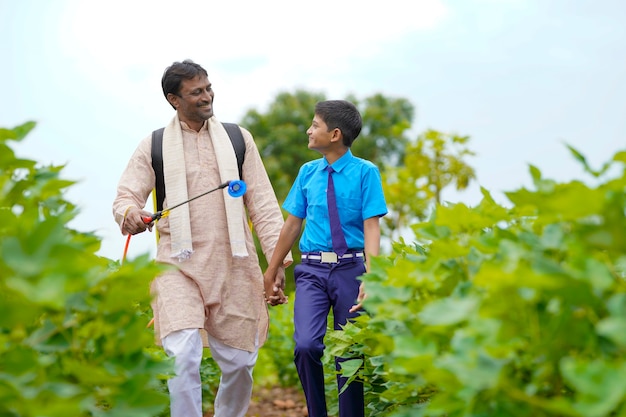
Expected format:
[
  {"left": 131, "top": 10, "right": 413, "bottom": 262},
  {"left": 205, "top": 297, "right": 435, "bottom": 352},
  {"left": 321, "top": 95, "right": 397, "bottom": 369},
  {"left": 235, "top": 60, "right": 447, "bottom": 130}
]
[{"left": 326, "top": 165, "right": 348, "bottom": 256}]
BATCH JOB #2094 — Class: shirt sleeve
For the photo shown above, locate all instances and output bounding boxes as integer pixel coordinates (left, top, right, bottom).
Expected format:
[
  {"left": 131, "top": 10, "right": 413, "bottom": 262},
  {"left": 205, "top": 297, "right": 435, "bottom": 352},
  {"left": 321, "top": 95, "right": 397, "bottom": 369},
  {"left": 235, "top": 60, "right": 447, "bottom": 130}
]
[
  {"left": 361, "top": 163, "right": 388, "bottom": 220},
  {"left": 282, "top": 167, "right": 307, "bottom": 219}
]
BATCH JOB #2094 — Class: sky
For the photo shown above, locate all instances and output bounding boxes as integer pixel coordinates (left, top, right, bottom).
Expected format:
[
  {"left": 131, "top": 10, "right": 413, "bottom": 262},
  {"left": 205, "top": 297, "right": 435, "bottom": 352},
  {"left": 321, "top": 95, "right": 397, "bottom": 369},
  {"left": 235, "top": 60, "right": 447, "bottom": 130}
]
[{"left": 1, "top": 0, "right": 625, "bottom": 261}]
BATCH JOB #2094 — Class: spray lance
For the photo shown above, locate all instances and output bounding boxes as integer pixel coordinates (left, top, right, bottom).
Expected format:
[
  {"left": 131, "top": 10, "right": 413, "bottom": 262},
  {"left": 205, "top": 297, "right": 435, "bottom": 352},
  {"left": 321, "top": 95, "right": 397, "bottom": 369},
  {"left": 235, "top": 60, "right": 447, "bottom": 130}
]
[
  {"left": 141, "top": 180, "right": 246, "bottom": 223},
  {"left": 122, "top": 180, "right": 247, "bottom": 262}
]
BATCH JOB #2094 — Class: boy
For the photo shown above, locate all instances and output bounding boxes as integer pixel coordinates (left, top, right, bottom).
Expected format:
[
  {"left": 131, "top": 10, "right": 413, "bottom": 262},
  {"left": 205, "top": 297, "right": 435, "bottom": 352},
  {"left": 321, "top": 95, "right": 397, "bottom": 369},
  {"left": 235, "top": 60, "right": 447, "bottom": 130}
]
[{"left": 264, "top": 100, "right": 387, "bottom": 417}]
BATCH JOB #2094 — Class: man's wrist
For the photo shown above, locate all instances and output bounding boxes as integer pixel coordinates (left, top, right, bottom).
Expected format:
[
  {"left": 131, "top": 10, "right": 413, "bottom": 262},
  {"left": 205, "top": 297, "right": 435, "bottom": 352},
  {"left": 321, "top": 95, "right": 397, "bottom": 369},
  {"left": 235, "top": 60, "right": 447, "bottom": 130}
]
[{"left": 123, "top": 205, "right": 136, "bottom": 219}]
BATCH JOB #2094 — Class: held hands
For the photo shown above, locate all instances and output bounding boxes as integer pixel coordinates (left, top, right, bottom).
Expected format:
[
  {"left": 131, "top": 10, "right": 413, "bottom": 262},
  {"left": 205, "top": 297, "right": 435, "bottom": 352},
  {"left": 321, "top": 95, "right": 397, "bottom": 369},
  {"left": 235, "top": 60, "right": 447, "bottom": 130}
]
[
  {"left": 263, "top": 267, "right": 288, "bottom": 306},
  {"left": 123, "top": 207, "right": 154, "bottom": 235}
]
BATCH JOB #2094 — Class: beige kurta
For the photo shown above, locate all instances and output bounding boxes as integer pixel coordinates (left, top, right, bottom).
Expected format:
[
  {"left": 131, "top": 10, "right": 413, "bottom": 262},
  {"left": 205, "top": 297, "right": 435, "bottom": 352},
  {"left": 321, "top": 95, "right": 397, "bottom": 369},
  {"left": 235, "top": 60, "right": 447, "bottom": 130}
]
[{"left": 112, "top": 119, "right": 289, "bottom": 352}]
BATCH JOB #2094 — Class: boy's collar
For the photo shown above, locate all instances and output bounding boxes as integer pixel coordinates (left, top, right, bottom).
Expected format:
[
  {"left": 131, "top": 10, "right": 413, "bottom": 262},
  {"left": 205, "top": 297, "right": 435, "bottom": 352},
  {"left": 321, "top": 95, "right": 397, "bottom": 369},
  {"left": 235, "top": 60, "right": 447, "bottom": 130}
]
[{"left": 324, "top": 149, "right": 353, "bottom": 172}]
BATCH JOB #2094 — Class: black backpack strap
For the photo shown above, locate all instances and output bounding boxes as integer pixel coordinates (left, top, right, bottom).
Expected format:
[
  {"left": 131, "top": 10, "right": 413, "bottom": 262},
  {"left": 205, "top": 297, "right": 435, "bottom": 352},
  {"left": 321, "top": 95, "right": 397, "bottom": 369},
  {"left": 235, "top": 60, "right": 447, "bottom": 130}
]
[
  {"left": 151, "top": 123, "right": 246, "bottom": 213},
  {"left": 221, "top": 122, "right": 246, "bottom": 180},
  {"left": 151, "top": 128, "right": 165, "bottom": 212}
]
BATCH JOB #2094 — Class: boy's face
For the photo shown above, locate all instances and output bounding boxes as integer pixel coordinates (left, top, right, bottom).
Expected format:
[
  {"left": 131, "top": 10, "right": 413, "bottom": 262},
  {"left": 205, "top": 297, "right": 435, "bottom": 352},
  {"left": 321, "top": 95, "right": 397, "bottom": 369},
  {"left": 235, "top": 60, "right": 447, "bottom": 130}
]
[{"left": 306, "top": 114, "right": 340, "bottom": 153}]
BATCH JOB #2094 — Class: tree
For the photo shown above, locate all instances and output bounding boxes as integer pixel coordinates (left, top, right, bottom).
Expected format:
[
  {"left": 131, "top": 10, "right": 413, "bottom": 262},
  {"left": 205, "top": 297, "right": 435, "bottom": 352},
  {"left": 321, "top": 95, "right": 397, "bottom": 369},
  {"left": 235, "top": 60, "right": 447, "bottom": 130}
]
[
  {"left": 408, "top": 129, "right": 476, "bottom": 205},
  {"left": 241, "top": 89, "right": 326, "bottom": 199},
  {"left": 351, "top": 93, "right": 414, "bottom": 169},
  {"left": 382, "top": 129, "right": 476, "bottom": 240}
]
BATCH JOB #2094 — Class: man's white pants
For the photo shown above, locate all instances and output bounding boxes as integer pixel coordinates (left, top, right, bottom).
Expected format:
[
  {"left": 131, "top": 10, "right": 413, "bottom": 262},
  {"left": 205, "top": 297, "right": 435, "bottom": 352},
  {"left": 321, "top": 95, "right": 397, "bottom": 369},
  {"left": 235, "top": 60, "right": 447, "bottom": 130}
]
[{"left": 162, "top": 328, "right": 259, "bottom": 417}]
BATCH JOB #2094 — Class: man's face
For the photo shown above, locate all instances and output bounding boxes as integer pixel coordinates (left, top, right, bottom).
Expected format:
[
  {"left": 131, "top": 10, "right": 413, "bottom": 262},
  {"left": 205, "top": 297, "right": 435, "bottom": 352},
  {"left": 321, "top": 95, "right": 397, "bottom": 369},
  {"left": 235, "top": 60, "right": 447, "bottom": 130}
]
[{"left": 168, "top": 74, "right": 214, "bottom": 128}]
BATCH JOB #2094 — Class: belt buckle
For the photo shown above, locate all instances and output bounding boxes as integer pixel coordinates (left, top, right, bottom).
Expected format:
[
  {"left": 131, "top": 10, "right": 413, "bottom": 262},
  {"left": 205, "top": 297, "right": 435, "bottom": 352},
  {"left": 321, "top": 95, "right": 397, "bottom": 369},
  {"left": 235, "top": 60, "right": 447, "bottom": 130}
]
[{"left": 320, "top": 252, "right": 338, "bottom": 263}]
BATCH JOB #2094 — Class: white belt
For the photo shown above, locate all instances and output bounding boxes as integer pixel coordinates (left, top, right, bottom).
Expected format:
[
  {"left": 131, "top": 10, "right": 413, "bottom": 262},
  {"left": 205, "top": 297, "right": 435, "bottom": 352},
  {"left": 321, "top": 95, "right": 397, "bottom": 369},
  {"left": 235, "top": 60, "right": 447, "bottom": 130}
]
[{"left": 301, "top": 251, "right": 364, "bottom": 263}]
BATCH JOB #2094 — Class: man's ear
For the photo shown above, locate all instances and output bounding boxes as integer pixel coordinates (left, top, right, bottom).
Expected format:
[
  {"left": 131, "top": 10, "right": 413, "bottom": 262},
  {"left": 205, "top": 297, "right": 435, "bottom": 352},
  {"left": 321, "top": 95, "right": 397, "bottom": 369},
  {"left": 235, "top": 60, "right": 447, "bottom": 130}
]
[{"left": 166, "top": 93, "right": 179, "bottom": 109}]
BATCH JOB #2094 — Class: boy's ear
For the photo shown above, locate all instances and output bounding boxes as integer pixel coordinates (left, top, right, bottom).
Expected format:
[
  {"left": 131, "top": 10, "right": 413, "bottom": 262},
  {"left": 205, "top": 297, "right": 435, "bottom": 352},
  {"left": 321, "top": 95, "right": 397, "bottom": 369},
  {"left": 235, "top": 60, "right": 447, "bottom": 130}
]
[{"left": 331, "top": 127, "right": 343, "bottom": 143}]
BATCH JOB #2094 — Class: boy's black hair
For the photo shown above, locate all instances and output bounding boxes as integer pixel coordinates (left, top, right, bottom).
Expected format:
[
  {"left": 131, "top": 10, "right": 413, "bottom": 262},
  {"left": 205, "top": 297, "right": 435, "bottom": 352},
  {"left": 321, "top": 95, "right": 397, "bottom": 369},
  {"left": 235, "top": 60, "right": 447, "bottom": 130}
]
[{"left": 315, "top": 100, "right": 362, "bottom": 147}]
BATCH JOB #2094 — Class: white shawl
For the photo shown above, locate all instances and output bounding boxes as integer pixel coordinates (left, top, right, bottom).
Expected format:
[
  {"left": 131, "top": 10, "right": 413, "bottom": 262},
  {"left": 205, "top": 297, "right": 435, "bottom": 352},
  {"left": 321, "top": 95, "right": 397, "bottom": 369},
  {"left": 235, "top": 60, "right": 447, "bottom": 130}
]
[{"left": 162, "top": 115, "right": 249, "bottom": 261}]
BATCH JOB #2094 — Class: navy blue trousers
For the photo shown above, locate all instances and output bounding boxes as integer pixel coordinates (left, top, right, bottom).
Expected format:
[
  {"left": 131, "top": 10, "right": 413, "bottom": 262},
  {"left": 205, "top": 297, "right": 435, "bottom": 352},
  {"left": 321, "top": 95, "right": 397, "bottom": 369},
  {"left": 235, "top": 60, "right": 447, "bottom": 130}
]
[{"left": 293, "top": 257, "right": 366, "bottom": 417}]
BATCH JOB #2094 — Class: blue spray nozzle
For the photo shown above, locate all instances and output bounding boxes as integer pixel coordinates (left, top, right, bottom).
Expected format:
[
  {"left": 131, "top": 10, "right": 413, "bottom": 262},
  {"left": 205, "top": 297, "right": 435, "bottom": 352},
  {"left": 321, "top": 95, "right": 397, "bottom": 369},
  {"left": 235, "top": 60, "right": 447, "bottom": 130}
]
[{"left": 227, "top": 180, "right": 247, "bottom": 197}]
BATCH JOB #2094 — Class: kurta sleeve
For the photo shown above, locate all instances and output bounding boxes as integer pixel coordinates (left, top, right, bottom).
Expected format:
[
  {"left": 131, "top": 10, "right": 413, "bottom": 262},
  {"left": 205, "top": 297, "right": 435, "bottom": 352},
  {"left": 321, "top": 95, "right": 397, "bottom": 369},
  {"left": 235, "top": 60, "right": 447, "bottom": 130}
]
[
  {"left": 239, "top": 127, "right": 293, "bottom": 266},
  {"left": 112, "top": 135, "right": 156, "bottom": 233}
]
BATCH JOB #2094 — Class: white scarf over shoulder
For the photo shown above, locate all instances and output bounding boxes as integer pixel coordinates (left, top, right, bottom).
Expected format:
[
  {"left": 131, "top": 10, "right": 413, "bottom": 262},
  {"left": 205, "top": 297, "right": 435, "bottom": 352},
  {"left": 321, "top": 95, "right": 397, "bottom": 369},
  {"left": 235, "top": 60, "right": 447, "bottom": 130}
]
[{"left": 162, "top": 114, "right": 249, "bottom": 261}]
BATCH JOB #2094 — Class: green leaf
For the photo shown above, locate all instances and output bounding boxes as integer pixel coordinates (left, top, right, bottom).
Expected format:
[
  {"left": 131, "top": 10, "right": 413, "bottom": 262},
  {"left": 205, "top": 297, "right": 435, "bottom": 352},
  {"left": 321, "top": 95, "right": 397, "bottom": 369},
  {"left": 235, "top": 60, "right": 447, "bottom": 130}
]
[
  {"left": 561, "top": 357, "right": 626, "bottom": 417},
  {"left": 338, "top": 358, "right": 363, "bottom": 379},
  {"left": 596, "top": 317, "right": 626, "bottom": 347},
  {"left": 613, "top": 151, "right": 626, "bottom": 163},
  {"left": 0, "top": 121, "right": 36, "bottom": 142},
  {"left": 529, "top": 164, "right": 541, "bottom": 183},
  {"left": 418, "top": 296, "right": 478, "bottom": 326}
]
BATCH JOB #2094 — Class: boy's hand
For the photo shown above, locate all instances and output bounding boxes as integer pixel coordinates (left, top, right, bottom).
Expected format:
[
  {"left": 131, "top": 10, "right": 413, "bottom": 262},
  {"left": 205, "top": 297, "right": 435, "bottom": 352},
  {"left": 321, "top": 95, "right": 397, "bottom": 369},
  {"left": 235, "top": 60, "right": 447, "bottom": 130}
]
[
  {"left": 267, "top": 288, "right": 288, "bottom": 306},
  {"left": 263, "top": 268, "right": 288, "bottom": 306},
  {"left": 349, "top": 282, "right": 366, "bottom": 312}
]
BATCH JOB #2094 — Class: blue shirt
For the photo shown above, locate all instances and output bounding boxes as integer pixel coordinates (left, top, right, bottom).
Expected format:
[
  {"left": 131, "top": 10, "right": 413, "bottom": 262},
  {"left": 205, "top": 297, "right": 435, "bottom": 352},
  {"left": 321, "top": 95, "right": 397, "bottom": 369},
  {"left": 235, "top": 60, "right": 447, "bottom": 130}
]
[{"left": 283, "top": 150, "right": 388, "bottom": 253}]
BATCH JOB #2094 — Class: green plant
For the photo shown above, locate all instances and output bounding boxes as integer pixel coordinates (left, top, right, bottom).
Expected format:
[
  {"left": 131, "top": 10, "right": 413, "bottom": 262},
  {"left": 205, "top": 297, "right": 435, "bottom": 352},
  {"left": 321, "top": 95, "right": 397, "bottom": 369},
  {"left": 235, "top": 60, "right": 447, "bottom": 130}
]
[
  {"left": 0, "top": 122, "right": 172, "bottom": 416},
  {"left": 333, "top": 147, "right": 626, "bottom": 416}
]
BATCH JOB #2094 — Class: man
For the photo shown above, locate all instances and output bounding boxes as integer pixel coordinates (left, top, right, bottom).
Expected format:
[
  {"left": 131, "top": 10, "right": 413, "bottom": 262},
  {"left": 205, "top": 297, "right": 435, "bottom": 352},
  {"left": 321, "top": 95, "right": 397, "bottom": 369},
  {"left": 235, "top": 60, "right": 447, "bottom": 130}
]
[
  {"left": 263, "top": 100, "right": 388, "bottom": 417},
  {"left": 112, "top": 59, "right": 290, "bottom": 417}
]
